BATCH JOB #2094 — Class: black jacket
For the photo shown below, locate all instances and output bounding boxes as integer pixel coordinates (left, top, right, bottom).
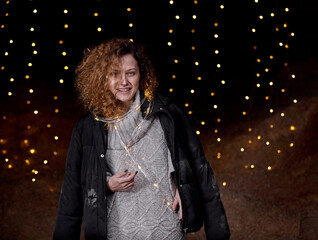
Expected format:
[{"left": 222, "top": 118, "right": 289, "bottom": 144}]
[{"left": 53, "top": 91, "right": 230, "bottom": 240}]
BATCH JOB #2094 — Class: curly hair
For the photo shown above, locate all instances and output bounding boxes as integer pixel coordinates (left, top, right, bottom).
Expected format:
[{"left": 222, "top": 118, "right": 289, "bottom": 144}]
[{"left": 74, "top": 38, "right": 159, "bottom": 119}]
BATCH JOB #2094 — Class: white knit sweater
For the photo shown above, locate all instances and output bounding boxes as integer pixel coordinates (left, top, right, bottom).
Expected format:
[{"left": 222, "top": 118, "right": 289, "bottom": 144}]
[{"left": 105, "top": 91, "right": 184, "bottom": 240}]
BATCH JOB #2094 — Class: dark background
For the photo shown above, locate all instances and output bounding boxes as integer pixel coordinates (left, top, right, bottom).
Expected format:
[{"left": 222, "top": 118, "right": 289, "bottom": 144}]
[
  {"left": 1, "top": 0, "right": 318, "bottom": 239},
  {"left": 1, "top": 0, "right": 317, "bottom": 127}
]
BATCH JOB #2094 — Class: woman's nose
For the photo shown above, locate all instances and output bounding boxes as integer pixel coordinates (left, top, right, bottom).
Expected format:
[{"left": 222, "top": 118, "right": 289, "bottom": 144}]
[{"left": 120, "top": 74, "right": 128, "bottom": 85}]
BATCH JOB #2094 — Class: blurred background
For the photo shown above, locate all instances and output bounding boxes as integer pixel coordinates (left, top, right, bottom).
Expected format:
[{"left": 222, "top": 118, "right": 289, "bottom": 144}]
[{"left": 0, "top": 0, "right": 318, "bottom": 239}]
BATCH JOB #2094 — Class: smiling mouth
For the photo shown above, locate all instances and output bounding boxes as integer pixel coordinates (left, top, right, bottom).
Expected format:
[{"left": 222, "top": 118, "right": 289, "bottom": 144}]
[{"left": 117, "top": 88, "right": 131, "bottom": 92}]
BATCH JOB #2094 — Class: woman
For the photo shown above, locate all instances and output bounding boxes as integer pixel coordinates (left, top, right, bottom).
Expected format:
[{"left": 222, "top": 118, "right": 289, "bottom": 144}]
[{"left": 53, "top": 38, "right": 230, "bottom": 240}]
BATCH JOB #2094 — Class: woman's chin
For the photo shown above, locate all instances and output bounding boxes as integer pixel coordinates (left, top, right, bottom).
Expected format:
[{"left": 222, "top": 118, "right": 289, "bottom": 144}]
[{"left": 117, "top": 96, "right": 133, "bottom": 107}]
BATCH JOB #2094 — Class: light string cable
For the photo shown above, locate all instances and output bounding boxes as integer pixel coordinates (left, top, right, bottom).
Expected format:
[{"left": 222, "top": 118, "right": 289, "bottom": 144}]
[{"left": 107, "top": 101, "right": 175, "bottom": 213}]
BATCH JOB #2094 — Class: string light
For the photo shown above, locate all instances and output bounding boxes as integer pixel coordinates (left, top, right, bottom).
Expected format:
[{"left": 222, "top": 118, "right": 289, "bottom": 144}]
[{"left": 0, "top": 0, "right": 299, "bottom": 196}]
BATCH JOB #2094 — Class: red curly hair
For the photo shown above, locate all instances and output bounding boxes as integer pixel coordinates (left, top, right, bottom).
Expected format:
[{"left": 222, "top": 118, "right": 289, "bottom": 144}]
[{"left": 74, "top": 38, "right": 159, "bottom": 118}]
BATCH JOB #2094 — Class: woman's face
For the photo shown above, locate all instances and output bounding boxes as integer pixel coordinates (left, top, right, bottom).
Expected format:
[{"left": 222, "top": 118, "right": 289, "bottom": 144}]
[{"left": 107, "top": 54, "right": 140, "bottom": 109}]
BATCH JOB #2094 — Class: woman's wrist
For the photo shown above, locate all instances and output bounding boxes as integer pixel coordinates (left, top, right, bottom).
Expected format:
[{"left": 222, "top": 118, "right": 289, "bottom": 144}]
[{"left": 106, "top": 177, "right": 114, "bottom": 192}]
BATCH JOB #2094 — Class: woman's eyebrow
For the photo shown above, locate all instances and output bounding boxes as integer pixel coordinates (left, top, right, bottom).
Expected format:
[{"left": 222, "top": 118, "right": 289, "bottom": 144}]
[{"left": 126, "top": 68, "right": 137, "bottom": 71}]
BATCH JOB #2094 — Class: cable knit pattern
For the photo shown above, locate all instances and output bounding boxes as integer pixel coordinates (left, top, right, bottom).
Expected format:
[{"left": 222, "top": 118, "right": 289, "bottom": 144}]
[{"left": 105, "top": 92, "right": 184, "bottom": 240}]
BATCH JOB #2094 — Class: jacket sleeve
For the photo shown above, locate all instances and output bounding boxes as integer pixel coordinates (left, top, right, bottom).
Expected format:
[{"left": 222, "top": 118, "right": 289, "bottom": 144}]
[
  {"left": 176, "top": 106, "right": 231, "bottom": 240},
  {"left": 53, "top": 124, "right": 83, "bottom": 240}
]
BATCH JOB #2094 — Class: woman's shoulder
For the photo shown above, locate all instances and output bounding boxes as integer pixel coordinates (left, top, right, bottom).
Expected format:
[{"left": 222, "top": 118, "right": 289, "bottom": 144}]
[
  {"left": 156, "top": 93, "right": 185, "bottom": 116},
  {"left": 73, "top": 112, "right": 96, "bottom": 131},
  {"left": 154, "top": 92, "right": 180, "bottom": 110},
  {"left": 152, "top": 93, "right": 188, "bottom": 126}
]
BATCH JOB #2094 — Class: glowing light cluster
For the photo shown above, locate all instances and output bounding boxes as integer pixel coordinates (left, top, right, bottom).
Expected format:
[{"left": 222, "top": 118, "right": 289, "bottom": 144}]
[
  {"left": 234, "top": 1, "right": 297, "bottom": 172},
  {"left": 0, "top": 0, "right": 298, "bottom": 189},
  {"left": 0, "top": 1, "right": 66, "bottom": 183}
]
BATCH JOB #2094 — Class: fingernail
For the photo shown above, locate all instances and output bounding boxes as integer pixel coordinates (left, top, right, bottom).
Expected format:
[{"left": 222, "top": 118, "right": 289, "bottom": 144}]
[
  {"left": 124, "top": 169, "right": 128, "bottom": 172},
  {"left": 136, "top": 171, "right": 138, "bottom": 174}
]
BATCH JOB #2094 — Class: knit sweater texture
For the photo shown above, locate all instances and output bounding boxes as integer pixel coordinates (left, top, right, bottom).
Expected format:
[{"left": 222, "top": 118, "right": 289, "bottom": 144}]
[{"left": 105, "top": 91, "right": 184, "bottom": 240}]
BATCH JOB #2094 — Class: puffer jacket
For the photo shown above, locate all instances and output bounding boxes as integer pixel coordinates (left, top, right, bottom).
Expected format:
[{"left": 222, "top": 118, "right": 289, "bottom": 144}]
[{"left": 53, "top": 91, "right": 230, "bottom": 240}]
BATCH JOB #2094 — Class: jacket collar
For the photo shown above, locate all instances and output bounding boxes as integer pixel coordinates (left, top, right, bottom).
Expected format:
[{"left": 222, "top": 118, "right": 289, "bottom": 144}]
[{"left": 139, "top": 89, "right": 171, "bottom": 118}]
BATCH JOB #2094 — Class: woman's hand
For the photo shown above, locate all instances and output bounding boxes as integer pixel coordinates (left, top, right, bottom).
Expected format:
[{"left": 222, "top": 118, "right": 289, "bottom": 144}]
[
  {"left": 172, "top": 188, "right": 183, "bottom": 221},
  {"left": 106, "top": 170, "right": 138, "bottom": 192}
]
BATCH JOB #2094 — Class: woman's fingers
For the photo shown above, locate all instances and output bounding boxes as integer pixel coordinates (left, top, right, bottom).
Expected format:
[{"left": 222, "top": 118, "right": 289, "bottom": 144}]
[
  {"left": 122, "top": 181, "right": 135, "bottom": 190},
  {"left": 172, "top": 189, "right": 183, "bottom": 221},
  {"left": 172, "top": 194, "right": 179, "bottom": 211},
  {"left": 124, "top": 171, "right": 138, "bottom": 181},
  {"left": 179, "top": 205, "right": 183, "bottom": 221},
  {"left": 115, "top": 169, "right": 129, "bottom": 178},
  {"left": 108, "top": 170, "right": 138, "bottom": 192}
]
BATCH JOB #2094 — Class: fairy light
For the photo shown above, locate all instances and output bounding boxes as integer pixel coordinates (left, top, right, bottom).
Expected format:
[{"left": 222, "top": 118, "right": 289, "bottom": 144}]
[
  {"left": 240, "top": 1, "right": 297, "bottom": 172},
  {"left": 207, "top": 3, "right": 226, "bottom": 150},
  {"left": 0, "top": 0, "right": 300, "bottom": 195},
  {"left": 165, "top": 1, "right": 180, "bottom": 97}
]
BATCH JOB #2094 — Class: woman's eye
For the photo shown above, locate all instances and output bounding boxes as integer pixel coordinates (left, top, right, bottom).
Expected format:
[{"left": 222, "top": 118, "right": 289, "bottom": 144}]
[{"left": 127, "top": 71, "right": 136, "bottom": 76}]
